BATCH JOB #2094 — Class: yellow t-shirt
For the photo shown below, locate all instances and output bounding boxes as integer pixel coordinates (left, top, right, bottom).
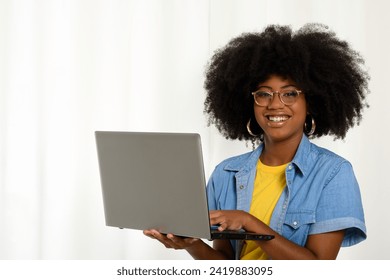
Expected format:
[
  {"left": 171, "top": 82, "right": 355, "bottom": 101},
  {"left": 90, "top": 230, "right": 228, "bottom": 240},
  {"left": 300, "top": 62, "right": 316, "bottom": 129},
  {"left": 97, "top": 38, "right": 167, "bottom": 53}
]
[{"left": 240, "top": 160, "right": 288, "bottom": 260}]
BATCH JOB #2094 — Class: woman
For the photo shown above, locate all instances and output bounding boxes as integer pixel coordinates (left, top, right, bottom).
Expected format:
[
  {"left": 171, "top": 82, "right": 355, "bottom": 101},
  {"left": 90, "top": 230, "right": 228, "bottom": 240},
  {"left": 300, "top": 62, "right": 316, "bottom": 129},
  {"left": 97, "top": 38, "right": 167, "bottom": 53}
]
[{"left": 144, "top": 23, "right": 369, "bottom": 260}]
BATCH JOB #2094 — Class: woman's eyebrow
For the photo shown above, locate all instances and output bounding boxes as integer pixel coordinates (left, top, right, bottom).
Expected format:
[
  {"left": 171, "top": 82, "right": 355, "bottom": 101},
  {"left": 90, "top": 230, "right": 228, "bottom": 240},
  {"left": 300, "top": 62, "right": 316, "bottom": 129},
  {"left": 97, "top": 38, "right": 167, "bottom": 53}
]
[{"left": 257, "top": 84, "right": 298, "bottom": 89}]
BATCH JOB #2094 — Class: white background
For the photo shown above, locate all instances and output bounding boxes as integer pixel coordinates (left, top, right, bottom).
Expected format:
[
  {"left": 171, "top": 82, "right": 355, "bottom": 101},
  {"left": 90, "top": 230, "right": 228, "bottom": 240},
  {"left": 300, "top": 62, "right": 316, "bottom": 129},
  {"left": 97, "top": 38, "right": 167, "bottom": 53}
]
[{"left": 0, "top": 0, "right": 389, "bottom": 260}]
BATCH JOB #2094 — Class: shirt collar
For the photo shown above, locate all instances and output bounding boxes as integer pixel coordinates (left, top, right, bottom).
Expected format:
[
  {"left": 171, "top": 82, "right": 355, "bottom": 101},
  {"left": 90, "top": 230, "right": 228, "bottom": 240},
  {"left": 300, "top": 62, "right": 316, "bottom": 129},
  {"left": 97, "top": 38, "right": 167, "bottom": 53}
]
[
  {"left": 223, "top": 144, "right": 263, "bottom": 172},
  {"left": 290, "top": 135, "right": 313, "bottom": 176},
  {"left": 223, "top": 134, "right": 314, "bottom": 176}
]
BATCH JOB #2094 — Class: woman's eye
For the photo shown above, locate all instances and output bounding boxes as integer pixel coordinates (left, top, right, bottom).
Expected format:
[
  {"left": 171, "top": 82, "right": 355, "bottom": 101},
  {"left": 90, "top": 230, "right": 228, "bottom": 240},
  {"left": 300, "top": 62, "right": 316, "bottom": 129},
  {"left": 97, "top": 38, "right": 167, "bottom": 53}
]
[
  {"left": 257, "top": 92, "right": 272, "bottom": 97},
  {"left": 283, "top": 90, "right": 298, "bottom": 97}
]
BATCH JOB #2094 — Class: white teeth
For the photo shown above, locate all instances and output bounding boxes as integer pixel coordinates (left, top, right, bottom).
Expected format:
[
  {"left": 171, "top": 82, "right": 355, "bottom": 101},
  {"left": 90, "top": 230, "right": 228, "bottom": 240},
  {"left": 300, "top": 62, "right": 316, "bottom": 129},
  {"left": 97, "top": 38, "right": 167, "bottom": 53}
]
[{"left": 268, "top": 116, "right": 289, "bottom": 122}]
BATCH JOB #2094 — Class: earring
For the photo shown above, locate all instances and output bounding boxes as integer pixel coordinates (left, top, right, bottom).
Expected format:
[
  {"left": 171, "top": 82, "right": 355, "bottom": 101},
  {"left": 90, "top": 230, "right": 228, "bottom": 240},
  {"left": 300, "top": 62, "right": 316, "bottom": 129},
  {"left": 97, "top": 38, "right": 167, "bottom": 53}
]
[
  {"left": 305, "top": 115, "right": 316, "bottom": 136},
  {"left": 246, "top": 119, "right": 261, "bottom": 137}
]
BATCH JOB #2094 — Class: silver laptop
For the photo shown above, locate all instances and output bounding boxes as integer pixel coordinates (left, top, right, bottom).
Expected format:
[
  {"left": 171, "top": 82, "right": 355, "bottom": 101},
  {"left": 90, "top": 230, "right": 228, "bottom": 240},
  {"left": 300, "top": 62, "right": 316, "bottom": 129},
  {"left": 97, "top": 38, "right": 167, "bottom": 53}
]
[{"left": 95, "top": 131, "right": 274, "bottom": 241}]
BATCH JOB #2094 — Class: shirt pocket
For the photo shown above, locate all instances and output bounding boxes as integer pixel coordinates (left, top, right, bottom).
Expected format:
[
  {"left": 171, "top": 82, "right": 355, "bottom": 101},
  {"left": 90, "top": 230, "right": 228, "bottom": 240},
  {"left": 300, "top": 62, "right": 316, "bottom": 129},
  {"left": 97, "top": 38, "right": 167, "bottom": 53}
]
[{"left": 282, "top": 210, "right": 316, "bottom": 246}]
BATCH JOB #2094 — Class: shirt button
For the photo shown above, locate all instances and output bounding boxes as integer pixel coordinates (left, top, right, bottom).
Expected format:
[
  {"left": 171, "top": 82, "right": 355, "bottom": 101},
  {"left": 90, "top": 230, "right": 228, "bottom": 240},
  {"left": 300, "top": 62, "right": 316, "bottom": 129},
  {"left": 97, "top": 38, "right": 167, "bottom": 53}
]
[
  {"left": 239, "top": 185, "right": 245, "bottom": 190},
  {"left": 288, "top": 165, "right": 293, "bottom": 170},
  {"left": 293, "top": 221, "right": 298, "bottom": 226}
]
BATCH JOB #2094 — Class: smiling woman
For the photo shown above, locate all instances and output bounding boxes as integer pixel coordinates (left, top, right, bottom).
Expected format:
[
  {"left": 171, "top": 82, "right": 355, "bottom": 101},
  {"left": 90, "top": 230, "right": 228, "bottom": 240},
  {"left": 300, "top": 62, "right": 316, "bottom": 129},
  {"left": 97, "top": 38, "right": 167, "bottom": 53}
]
[
  {"left": 144, "top": 23, "right": 369, "bottom": 260},
  {"left": 203, "top": 24, "right": 369, "bottom": 260}
]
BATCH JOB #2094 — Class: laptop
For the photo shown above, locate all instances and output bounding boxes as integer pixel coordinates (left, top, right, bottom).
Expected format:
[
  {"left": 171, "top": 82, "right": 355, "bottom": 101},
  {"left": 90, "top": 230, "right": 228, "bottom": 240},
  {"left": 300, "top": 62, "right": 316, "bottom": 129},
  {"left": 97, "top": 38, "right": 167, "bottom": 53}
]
[{"left": 95, "top": 131, "right": 274, "bottom": 241}]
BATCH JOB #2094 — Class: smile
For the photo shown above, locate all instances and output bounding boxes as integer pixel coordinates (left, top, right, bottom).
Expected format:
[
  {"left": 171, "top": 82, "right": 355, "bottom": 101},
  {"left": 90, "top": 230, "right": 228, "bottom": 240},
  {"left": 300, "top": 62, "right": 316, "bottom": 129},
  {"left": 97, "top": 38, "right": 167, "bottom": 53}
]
[{"left": 267, "top": 115, "right": 290, "bottom": 122}]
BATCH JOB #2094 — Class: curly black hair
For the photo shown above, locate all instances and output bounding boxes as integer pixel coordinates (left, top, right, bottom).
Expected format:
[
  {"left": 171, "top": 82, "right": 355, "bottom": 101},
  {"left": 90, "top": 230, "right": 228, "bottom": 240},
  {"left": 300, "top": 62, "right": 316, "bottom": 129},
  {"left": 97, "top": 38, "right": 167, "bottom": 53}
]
[{"left": 204, "top": 23, "right": 370, "bottom": 140}]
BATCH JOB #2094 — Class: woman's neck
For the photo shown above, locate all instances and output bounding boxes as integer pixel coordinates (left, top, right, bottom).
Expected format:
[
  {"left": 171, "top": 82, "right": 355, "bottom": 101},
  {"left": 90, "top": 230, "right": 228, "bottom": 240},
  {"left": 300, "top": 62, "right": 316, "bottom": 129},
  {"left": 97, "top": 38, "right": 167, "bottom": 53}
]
[{"left": 260, "top": 134, "right": 303, "bottom": 166}]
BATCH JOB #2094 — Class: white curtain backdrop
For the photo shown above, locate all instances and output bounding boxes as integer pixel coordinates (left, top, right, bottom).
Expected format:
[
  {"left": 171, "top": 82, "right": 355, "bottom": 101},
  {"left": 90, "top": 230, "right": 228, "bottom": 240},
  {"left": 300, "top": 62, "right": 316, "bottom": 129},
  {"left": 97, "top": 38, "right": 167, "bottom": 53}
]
[{"left": 0, "top": 0, "right": 389, "bottom": 259}]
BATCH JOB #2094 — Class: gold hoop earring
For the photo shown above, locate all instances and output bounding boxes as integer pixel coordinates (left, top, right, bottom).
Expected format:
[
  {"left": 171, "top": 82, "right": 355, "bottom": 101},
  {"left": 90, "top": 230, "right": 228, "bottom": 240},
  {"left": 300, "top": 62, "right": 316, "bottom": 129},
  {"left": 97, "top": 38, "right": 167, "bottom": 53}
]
[
  {"left": 246, "top": 119, "right": 261, "bottom": 137},
  {"left": 305, "top": 115, "right": 316, "bottom": 136}
]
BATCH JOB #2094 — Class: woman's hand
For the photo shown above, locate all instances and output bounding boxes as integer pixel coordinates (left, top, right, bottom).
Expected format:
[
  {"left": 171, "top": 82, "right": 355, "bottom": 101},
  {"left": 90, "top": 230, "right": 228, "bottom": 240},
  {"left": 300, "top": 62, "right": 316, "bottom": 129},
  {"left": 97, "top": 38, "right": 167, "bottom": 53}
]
[
  {"left": 209, "top": 210, "right": 253, "bottom": 231},
  {"left": 143, "top": 229, "right": 201, "bottom": 250},
  {"left": 144, "top": 229, "right": 232, "bottom": 260},
  {"left": 210, "top": 211, "right": 345, "bottom": 260}
]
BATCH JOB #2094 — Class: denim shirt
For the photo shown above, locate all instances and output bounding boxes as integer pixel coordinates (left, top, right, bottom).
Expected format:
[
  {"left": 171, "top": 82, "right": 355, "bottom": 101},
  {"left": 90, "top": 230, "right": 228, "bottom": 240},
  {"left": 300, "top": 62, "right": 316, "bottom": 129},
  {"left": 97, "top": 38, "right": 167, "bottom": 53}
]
[{"left": 206, "top": 135, "right": 367, "bottom": 256}]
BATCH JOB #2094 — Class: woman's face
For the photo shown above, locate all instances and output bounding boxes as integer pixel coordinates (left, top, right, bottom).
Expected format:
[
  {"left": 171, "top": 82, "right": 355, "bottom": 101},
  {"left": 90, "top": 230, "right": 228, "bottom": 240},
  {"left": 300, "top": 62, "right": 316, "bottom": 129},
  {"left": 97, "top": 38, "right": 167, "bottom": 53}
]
[{"left": 253, "top": 74, "right": 307, "bottom": 143}]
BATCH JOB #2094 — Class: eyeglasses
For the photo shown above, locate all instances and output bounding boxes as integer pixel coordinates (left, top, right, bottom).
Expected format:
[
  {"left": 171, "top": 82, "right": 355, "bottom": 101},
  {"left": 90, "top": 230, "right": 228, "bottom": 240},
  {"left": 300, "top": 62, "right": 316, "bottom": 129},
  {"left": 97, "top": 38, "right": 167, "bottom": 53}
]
[{"left": 252, "top": 88, "right": 302, "bottom": 107}]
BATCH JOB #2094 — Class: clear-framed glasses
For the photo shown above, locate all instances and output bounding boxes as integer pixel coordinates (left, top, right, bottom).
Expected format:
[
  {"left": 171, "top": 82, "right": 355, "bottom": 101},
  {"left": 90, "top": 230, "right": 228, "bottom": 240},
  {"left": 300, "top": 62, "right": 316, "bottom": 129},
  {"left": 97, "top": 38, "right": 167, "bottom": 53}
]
[{"left": 251, "top": 88, "right": 302, "bottom": 107}]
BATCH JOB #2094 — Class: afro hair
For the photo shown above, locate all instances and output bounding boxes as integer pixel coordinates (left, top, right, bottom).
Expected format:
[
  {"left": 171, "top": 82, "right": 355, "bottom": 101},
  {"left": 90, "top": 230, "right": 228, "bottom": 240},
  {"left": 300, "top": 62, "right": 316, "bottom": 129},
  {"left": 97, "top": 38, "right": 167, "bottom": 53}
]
[{"left": 204, "top": 23, "right": 370, "bottom": 140}]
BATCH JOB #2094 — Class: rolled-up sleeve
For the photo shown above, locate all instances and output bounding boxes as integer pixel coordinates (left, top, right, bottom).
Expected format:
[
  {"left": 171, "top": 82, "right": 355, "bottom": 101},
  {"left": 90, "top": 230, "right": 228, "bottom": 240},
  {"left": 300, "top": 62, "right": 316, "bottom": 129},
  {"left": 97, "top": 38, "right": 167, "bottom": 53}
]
[{"left": 309, "top": 161, "right": 367, "bottom": 247}]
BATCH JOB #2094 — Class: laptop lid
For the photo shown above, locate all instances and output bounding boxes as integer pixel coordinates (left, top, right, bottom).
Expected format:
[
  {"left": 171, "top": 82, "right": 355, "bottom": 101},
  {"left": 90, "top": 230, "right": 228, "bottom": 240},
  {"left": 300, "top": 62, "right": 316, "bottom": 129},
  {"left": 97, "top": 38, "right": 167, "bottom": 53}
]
[
  {"left": 95, "top": 131, "right": 274, "bottom": 241},
  {"left": 95, "top": 131, "right": 213, "bottom": 239}
]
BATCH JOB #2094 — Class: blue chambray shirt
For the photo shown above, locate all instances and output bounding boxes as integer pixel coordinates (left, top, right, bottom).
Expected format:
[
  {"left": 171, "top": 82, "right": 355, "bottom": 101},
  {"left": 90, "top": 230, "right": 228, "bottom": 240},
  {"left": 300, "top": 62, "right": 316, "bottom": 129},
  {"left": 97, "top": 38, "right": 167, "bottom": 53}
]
[{"left": 206, "top": 135, "right": 366, "bottom": 256}]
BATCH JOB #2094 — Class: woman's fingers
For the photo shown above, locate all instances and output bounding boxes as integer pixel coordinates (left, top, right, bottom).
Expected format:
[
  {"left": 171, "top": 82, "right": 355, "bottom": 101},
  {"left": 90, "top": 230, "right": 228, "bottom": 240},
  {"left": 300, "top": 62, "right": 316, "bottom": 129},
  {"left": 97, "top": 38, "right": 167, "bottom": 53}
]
[
  {"left": 209, "top": 210, "right": 249, "bottom": 231},
  {"left": 144, "top": 229, "right": 199, "bottom": 249}
]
